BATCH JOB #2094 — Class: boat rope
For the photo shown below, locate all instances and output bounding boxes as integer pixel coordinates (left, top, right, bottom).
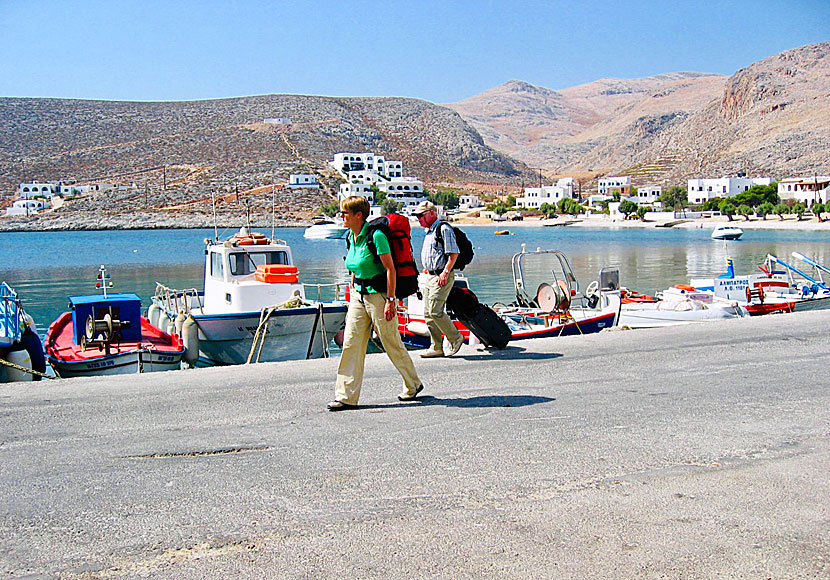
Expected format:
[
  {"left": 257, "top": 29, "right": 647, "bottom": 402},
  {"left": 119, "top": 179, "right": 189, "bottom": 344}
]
[
  {"left": 304, "top": 304, "right": 323, "bottom": 360},
  {"left": 0, "top": 357, "right": 58, "bottom": 380},
  {"left": 246, "top": 293, "right": 310, "bottom": 364}
]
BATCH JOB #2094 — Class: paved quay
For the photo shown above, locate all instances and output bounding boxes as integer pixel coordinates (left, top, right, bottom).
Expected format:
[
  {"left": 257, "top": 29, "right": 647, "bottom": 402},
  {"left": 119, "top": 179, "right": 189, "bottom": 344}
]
[{"left": 2, "top": 311, "right": 829, "bottom": 579}]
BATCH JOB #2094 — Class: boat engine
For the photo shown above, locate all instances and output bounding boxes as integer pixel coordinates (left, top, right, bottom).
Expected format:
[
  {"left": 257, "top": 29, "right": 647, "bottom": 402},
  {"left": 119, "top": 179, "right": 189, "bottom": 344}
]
[{"left": 81, "top": 312, "right": 131, "bottom": 353}]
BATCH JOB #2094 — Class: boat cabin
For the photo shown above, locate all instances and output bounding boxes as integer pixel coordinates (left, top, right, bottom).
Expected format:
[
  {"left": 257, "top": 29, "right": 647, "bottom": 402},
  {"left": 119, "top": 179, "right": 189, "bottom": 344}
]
[
  {"left": 69, "top": 293, "right": 142, "bottom": 345},
  {"left": 202, "top": 233, "right": 306, "bottom": 314}
]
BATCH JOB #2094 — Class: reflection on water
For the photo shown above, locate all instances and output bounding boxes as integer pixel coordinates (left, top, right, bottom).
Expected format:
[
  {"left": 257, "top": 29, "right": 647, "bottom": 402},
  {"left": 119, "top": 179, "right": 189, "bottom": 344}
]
[{"left": 2, "top": 225, "right": 829, "bottom": 335}]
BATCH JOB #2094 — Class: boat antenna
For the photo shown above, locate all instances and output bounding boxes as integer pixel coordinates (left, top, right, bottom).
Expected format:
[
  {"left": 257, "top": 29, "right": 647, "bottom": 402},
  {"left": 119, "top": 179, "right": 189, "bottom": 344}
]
[
  {"left": 96, "top": 265, "right": 113, "bottom": 298},
  {"left": 271, "top": 184, "right": 276, "bottom": 240},
  {"left": 211, "top": 190, "right": 218, "bottom": 242}
]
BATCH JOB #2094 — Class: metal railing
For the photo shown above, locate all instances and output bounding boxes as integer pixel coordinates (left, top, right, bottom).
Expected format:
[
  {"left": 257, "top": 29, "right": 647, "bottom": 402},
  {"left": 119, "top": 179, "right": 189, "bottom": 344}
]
[{"left": 1, "top": 282, "right": 22, "bottom": 347}]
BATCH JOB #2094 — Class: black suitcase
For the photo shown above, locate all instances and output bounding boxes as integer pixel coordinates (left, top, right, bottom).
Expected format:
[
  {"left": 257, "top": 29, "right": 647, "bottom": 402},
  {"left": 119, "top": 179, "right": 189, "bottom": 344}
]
[{"left": 447, "top": 287, "right": 511, "bottom": 349}]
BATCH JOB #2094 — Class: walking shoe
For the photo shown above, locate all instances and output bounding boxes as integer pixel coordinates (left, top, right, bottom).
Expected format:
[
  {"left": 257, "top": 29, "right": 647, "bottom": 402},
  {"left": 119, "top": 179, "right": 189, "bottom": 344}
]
[
  {"left": 420, "top": 350, "right": 444, "bottom": 358},
  {"left": 398, "top": 384, "right": 424, "bottom": 401},
  {"left": 447, "top": 335, "right": 464, "bottom": 357},
  {"left": 327, "top": 400, "right": 357, "bottom": 411}
]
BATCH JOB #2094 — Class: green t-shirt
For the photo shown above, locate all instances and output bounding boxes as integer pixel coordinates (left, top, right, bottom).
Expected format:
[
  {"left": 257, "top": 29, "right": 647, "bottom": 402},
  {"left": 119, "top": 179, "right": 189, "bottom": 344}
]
[{"left": 345, "top": 222, "right": 391, "bottom": 294}]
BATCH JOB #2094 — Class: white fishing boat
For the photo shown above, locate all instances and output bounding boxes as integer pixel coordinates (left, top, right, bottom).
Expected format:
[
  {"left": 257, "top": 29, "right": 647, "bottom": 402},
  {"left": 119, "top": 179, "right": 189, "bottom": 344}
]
[
  {"left": 618, "top": 284, "right": 748, "bottom": 329},
  {"left": 303, "top": 216, "right": 348, "bottom": 239},
  {"left": 151, "top": 228, "right": 348, "bottom": 365},
  {"left": 711, "top": 224, "right": 743, "bottom": 240},
  {"left": 1, "top": 282, "right": 46, "bottom": 382}
]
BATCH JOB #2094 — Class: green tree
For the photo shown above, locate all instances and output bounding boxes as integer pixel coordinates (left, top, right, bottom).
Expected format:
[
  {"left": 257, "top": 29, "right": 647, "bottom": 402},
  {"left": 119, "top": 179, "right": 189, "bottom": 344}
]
[
  {"left": 618, "top": 199, "right": 639, "bottom": 219},
  {"left": 487, "top": 202, "right": 508, "bottom": 216},
  {"left": 371, "top": 184, "right": 385, "bottom": 206},
  {"left": 774, "top": 203, "right": 789, "bottom": 220},
  {"left": 506, "top": 194, "right": 517, "bottom": 207},
  {"left": 319, "top": 201, "right": 340, "bottom": 217},
  {"left": 428, "top": 189, "right": 460, "bottom": 210},
  {"left": 659, "top": 186, "right": 688, "bottom": 212},
  {"left": 702, "top": 197, "right": 724, "bottom": 211},
  {"left": 812, "top": 202, "right": 825, "bottom": 222},
  {"left": 792, "top": 203, "right": 806, "bottom": 221},
  {"left": 757, "top": 202, "right": 774, "bottom": 220},
  {"left": 719, "top": 201, "right": 736, "bottom": 221},
  {"left": 382, "top": 198, "right": 402, "bottom": 215},
  {"left": 738, "top": 204, "right": 752, "bottom": 221},
  {"left": 539, "top": 202, "right": 558, "bottom": 218},
  {"left": 636, "top": 206, "right": 649, "bottom": 220},
  {"left": 557, "top": 198, "right": 584, "bottom": 216}
]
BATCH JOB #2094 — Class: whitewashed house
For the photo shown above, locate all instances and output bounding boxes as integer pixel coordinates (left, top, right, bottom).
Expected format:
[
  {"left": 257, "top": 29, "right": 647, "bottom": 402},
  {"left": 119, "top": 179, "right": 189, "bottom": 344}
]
[
  {"left": 777, "top": 176, "right": 830, "bottom": 206},
  {"left": 598, "top": 176, "right": 631, "bottom": 195},
  {"left": 518, "top": 178, "right": 576, "bottom": 209},
  {"left": 5, "top": 198, "right": 50, "bottom": 216},
  {"left": 459, "top": 194, "right": 482, "bottom": 209},
  {"left": 687, "top": 176, "right": 772, "bottom": 204},
  {"left": 332, "top": 152, "right": 426, "bottom": 213},
  {"left": 632, "top": 186, "right": 662, "bottom": 205},
  {"left": 19, "top": 183, "right": 58, "bottom": 198},
  {"left": 288, "top": 174, "right": 320, "bottom": 189}
]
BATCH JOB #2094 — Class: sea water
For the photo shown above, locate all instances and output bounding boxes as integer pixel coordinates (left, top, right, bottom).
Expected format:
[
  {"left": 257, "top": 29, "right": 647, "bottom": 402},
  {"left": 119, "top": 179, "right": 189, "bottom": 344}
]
[{"left": 1, "top": 225, "right": 829, "bottom": 336}]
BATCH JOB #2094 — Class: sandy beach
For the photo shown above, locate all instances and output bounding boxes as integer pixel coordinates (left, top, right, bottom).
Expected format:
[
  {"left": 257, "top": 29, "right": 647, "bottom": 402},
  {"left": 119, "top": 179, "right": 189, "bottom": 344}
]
[{"left": 451, "top": 212, "right": 830, "bottom": 232}]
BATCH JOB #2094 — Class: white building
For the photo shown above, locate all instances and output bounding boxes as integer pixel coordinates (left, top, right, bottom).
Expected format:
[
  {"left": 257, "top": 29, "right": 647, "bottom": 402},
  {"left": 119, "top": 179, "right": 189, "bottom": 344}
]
[
  {"left": 518, "top": 178, "right": 576, "bottom": 209},
  {"left": 687, "top": 176, "right": 772, "bottom": 204},
  {"left": 778, "top": 176, "right": 830, "bottom": 206},
  {"left": 288, "top": 174, "right": 320, "bottom": 189},
  {"left": 5, "top": 198, "right": 50, "bottom": 216},
  {"left": 19, "top": 183, "right": 58, "bottom": 198},
  {"left": 598, "top": 176, "right": 631, "bottom": 195},
  {"left": 333, "top": 152, "right": 426, "bottom": 213},
  {"left": 459, "top": 194, "right": 482, "bottom": 209},
  {"left": 330, "top": 153, "right": 402, "bottom": 179},
  {"left": 632, "top": 186, "right": 662, "bottom": 205}
]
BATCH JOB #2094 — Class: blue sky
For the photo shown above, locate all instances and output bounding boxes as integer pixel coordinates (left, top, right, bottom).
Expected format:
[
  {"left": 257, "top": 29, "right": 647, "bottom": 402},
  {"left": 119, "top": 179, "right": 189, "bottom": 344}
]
[{"left": 1, "top": 0, "right": 827, "bottom": 103}]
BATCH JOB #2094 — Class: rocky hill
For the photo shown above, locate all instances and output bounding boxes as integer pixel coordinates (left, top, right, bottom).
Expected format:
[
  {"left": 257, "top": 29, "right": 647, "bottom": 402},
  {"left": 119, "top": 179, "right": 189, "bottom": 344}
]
[
  {"left": 0, "top": 95, "right": 532, "bottom": 230},
  {"left": 447, "top": 43, "right": 829, "bottom": 184}
]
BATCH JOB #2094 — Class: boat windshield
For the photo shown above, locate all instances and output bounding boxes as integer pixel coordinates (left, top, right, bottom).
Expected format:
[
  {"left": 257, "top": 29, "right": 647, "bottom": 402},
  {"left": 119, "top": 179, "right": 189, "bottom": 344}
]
[{"left": 228, "top": 251, "right": 290, "bottom": 276}]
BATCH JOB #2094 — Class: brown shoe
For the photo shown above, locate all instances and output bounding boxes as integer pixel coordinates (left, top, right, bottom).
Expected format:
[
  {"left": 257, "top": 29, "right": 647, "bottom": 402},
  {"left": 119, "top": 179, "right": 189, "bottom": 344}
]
[{"left": 420, "top": 350, "right": 444, "bottom": 358}]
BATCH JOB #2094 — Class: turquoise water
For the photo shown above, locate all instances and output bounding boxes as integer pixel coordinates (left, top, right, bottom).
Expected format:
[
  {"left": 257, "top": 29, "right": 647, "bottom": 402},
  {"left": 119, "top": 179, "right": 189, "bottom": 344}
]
[{"left": 2, "top": 225, "right": 829, "bottom": 336}]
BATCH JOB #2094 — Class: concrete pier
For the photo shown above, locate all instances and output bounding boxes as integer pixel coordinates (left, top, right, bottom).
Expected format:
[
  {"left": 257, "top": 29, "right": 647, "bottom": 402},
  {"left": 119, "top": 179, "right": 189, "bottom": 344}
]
[{"left": 2, "top": 311, "right": 829, "bottom": 578}]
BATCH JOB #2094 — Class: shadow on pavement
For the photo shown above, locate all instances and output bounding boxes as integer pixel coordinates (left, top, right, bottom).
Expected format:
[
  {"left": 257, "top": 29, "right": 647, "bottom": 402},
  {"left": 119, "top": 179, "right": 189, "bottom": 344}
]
[
  {"left": 416, "top": 394, "right": 555, "bottom": 408},
  {"left": 453, "top": 346, "right": 563, "bottom": 361}
]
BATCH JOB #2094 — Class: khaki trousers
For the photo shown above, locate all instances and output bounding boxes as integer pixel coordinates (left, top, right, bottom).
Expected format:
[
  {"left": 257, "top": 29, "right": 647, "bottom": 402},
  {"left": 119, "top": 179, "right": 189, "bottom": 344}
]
[
  {"left": 335, "top": 292, "right": 421, "bottom": 404},
  {"left": 421, "top": 271, "right": 463, "bottom": 352}
]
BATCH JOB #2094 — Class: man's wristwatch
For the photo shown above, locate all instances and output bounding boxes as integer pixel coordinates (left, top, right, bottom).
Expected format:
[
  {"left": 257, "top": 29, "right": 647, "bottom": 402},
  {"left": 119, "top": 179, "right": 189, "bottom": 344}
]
[{"left": 386, "top": 296, "right": 396, "bottom": 302}]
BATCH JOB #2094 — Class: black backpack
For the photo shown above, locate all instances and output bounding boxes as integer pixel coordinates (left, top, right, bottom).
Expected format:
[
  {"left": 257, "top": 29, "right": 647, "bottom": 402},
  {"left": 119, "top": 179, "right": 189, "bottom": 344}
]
[
  {"left": 435, "top": 222, "right": 474, "bottom": 271},
  {"left": 346, "top": 214, "right": 420, "bottom": 299}
]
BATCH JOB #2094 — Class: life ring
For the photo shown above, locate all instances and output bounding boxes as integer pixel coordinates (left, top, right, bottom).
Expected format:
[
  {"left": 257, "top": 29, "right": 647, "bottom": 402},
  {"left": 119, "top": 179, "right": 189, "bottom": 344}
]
[
  {"left": 233, "top": 232, "right": 269, "bottom": 246},
  {"left": 674, "top": 284, "right": 696, "bottom": 292}
]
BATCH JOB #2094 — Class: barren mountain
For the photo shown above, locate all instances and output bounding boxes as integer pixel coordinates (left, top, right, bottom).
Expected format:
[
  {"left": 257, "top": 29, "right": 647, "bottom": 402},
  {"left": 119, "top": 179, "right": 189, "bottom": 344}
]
[
  {"left": 448, "top": 43, "right": 829, "bottom": 183},
  {"left": 0, "top": 95, "right": 532, "bottom": 228}
]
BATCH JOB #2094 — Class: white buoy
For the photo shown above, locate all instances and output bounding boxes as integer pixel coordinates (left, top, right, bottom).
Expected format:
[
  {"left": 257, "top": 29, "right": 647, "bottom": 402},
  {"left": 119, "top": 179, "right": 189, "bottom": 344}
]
[
  {"left": 181, "top": 315, "right": 200, "bottom": 367},
  {"left": 174, "top": 311, "right": 186, "bottom": 336},
  {"left": 4, "top": 349, "right": 34, "bottom": 382},
  {"left": 147, "top": 302, "right": 161, "bottom": 327},
  {"left": 158, "top": 310, "right": 172, "bottom": 335}
]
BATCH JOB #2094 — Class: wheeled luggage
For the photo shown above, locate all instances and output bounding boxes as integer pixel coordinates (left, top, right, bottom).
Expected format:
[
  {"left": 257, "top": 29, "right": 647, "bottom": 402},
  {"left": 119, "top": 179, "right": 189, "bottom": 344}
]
[{"left": 446, "top": 287, "right": 511, "bottom": 349}]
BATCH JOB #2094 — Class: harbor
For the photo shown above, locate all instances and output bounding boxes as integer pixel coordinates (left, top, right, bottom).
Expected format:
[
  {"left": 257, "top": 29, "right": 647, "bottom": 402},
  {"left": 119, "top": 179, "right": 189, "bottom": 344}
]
[{"left": 2, "top": 309, "right": 828, "bottom": 577}]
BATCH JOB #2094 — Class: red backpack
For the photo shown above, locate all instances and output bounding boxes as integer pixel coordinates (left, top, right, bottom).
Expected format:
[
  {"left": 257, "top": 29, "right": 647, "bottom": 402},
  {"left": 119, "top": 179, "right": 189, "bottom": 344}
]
[{"left": 346, "top": 213, "right": 420, "bottom": 298}]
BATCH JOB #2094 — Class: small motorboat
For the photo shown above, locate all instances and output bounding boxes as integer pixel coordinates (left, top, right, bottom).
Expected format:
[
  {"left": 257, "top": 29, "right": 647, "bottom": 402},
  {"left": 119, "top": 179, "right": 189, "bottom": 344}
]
[
  {"left": 45, "top": 266, "right": 185, "bottom": 378},
  {"left": 494, "top": 230, "right": 511, "bottom": 236},
  {"left": 618, "top": 284, "right": 748, "bottom": 328},
  {"left": 151, "top": 227, "right": 348, "bottom": 366},
  {"left": 1, "top": 282, "right": 46, "bottom": 382},
  {"left": 398, "top": 248, "right": 621, "bottom": 348},
  {"left": 711, "top": 224, "right": 743, "bottom": 240},
  {"left": 303, "top": 216, "right": 348, "bottom": 239}
]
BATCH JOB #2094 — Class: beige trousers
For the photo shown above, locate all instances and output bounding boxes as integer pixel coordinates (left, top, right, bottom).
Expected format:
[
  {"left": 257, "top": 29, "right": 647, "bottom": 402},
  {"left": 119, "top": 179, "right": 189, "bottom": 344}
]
[
  {"left": 421, "top": 271, "right": 463, "bottom": 352},
  {"left": 335, "top": 292, "right": 421, "bottom": 404}
]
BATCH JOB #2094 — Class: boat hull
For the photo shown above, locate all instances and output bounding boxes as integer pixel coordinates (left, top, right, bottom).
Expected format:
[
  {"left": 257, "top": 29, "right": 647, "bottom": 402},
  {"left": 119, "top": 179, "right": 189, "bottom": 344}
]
[
  {"left": 193, "top": 304, "right": 347, "bottom": 365},
  {"left": 619, "top": 303, "right": 747, "bottom": 328},
  {"left": 45, "top": 312, "right": 184, "bottom": 378}
]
